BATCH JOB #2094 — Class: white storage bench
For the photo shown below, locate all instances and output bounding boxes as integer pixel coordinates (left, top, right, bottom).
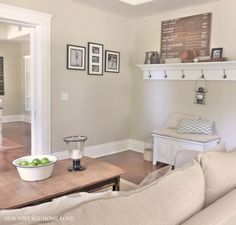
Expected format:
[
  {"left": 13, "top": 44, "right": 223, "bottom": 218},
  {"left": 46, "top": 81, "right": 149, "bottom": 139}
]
[{"left": 152, "top": 128, "right": 220, "bottom": 166}]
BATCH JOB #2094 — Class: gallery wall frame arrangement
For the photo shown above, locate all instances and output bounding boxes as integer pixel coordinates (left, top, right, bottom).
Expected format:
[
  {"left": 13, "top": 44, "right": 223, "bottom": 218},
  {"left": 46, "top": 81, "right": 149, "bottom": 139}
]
[
  {"left": 67, "top": 44, "right": 86, "bottom": 70},
  {"left": 88, "top": 42, "right": 104, "bottom": 75},
  {"left": 105, "top": 50, "right": 120, "bottom": 73}
]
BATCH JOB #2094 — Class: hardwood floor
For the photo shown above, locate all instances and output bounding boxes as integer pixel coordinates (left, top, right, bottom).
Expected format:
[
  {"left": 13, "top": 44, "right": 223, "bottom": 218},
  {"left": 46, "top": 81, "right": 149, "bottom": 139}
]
[
  {"left": 2, "top": 122, "right": 31, "bottom": 152},
  {"left": 0, "top": 122, "right": 30, "bottom": 172},
  {"left": 0, "top": 122, "right": 164, "bottom": 184},
  {"left": 98, "top": 151, "right": 166, "bottom": 185}
]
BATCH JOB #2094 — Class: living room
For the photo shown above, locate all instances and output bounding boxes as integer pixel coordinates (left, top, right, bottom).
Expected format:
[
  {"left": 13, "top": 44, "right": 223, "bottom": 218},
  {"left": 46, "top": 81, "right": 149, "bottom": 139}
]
[{"left": 0, "top": 0, "right": 236, "bottom": 224}]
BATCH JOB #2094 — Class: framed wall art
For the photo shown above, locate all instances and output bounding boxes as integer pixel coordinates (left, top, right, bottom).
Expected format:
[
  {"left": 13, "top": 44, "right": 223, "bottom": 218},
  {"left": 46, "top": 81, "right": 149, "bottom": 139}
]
[
  {"left": 67, "top": 44, "right": 86, "bottom": 70},
  {"left": 88, "top": 42, "right": 103, "bottom": 75},
  {"left": 105, "top": 50, "right": 120, "bottom": 73},
  {"left": 0, "top": 57, "right": 4, "bottom": 95}
]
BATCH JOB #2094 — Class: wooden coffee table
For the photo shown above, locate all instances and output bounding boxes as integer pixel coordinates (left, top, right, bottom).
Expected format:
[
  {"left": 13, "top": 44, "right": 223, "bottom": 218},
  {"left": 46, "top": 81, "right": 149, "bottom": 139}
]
[{"left": 0, "top": 157, "right": 124, "bottom": 209}]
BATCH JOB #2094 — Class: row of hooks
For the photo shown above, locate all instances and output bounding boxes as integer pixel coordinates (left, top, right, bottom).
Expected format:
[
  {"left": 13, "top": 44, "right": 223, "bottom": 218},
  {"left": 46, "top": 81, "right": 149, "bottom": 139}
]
[{"left": 148, "top": 69, "right": 228, "bottom": 79}]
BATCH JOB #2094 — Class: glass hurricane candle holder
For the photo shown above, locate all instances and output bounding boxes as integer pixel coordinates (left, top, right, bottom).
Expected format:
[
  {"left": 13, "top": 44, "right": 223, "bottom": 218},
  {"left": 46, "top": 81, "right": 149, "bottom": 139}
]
[{"left": 63, "top": 135, "right": 87, "bottom": 172}]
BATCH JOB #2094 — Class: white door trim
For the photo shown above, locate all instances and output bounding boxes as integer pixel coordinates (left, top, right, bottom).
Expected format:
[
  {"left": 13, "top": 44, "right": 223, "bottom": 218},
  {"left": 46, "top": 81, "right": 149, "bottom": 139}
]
[{"left": 0, "top": 3, "right": 53, "bottom": 155}]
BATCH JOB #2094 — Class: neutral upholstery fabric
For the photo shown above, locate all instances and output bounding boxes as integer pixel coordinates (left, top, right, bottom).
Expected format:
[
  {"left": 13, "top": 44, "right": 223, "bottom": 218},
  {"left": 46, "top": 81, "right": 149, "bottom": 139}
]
[
  {"left": 181, "top": 189, "right": 236, "bottom": 225},
  {"left": 196, "top": 150, "right": 236, "bottom": 207},
  {"left": 138, "top": 165, "right": 171, "bottom": 188},
  {"left": 0, "top": 191, "right": 117, "bottom": 225},
  {"left": 177, "top": 118, "right": 215, "bottom": 135},
  {"left": 152, "top": 128, "right": 220, "bottom": 143},
  {"left": 165, "top": 112, "right": 200, "bottom": 129},
  {"left": 40, "top": 161, "right": 205, "bottom": 225}
]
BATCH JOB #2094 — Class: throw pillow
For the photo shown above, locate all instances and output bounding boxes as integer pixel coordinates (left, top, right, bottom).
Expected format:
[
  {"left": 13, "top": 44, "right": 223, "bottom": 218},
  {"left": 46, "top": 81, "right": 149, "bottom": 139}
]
[
  {"left": 165, "top": 112, "right": 201, "bottom": 129},
  {"left": 196, "top": 150, "right": 236, "bottom": 207},
  {"left": 177, "top": 118, "right": 215, "bottom": 135}
]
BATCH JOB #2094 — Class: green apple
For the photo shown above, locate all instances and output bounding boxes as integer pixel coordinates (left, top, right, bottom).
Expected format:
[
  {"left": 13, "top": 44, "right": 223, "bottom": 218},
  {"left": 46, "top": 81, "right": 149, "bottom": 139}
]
[
  {"left": 40, "top": 158, "right": 50, "bottom": 165},
  {"left": 32, "top": 158, "right": 40, "bottom": 165},
  {"left": 19, "top": 161, "right": 29, "bottom": 166},
  {"left": 28, "top": 162, "right": 37, "bottom": 167}
]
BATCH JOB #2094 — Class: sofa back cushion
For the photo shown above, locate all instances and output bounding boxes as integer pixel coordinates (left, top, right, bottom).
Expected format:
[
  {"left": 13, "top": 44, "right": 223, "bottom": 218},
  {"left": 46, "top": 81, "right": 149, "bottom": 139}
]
[
  {"left": 45, "top": 161, "right": 205, "bottom": 225},
  {"left": 196, "top": 150, "right": 236, "bottom": 207}
]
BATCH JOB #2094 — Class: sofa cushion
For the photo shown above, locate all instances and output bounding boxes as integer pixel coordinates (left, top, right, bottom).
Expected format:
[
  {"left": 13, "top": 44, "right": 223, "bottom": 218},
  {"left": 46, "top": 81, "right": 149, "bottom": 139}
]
[
  {"left": 177, "top": 118, "right": 215, "bottom": 135},
  {"left": 39, "top": 161, "right": 205, "bottom": 225},
  {"left": 0, "top": 191, "right": 117, "bottom": 225},
  {"left": 165, "top": 112, "right": 200, "bottom": 129},
  {"left": 196, "top": 150, "right": 236, "bottom": 207},
  {"left": 181, "top": 189, "right": 236, "bottom": 225}
]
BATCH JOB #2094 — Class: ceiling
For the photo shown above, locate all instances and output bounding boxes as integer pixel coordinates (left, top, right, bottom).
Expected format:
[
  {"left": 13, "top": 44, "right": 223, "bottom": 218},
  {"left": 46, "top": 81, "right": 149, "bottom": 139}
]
[{"left": 72, "top": 0, "right": 221, "bottom": 18}]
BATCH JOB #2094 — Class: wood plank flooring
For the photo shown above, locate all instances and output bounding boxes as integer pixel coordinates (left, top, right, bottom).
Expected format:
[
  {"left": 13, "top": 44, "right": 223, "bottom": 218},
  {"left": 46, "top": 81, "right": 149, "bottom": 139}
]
[
  {"left": 0, "top": 122, "right": 164, "bottom": 184},
  {"left": 98, "top": 151, "right": 165, "bottom": 184}
]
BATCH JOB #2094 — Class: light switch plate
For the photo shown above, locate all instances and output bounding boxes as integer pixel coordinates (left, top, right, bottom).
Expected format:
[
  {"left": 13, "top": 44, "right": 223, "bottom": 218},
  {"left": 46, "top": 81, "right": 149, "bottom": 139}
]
[{"left": 61, "top": 92, "right": 69, "bottom": 101}]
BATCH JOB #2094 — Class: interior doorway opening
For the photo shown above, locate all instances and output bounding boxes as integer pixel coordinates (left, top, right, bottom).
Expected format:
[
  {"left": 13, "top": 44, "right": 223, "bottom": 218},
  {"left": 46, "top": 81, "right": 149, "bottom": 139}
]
[
  {"left": 0, "top": 22, "right": 32, "bottom": 153},
  {"left": 0, "top": 3, "right": 52, "bottom": 155}
]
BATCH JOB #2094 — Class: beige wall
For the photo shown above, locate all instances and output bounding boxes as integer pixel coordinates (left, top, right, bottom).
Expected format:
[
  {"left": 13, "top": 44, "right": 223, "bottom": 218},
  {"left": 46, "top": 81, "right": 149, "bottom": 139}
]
[
  {"left": 0, "top": 0, "right": 134, "bottom": 151},
  {"left": 1, "top": 0, "right": 235, "bottom": 152},
  {"left": 130, "top": 0, "right": 236, "bottom": 149},
  {"left": 0, "top": 41, "right": 22, "bottom": 116}
]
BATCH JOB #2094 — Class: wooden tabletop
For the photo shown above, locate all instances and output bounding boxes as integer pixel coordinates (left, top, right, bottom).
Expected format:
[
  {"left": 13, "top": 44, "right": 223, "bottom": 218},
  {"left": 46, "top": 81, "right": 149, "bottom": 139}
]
[{"left": 0, "top": 157, "right": 124, "bottom": 209}]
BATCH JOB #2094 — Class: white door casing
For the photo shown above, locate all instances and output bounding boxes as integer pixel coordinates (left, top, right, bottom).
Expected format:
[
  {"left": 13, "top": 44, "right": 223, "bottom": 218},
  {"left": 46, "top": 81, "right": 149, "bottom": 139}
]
[{"left": 0, "top": 3, "right": 53, "bottom": 155}]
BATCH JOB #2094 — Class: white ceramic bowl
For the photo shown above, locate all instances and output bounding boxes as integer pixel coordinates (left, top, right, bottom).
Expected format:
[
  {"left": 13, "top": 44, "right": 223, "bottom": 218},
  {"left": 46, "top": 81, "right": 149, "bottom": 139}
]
[{"left": 12, "top": 155, "right": 58, "bottom": 181}]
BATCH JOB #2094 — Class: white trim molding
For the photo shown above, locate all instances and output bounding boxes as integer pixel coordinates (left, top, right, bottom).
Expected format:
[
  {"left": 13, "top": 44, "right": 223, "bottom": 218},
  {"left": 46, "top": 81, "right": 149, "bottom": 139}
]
[
  {"left": 53, "top": 139, "right": 145, "bottom": 160},
  {"left": 1, "top": 115, "right": 31, "bottom": 123},
  {"left": 0, "top": 3, "right": 53, "bottom": 155}
]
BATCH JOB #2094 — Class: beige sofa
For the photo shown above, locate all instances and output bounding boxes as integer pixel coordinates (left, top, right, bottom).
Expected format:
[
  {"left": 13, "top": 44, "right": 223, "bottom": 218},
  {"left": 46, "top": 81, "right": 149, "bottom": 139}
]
[{"left": 1, "top": 150, "right": 236, "bottom": 225}]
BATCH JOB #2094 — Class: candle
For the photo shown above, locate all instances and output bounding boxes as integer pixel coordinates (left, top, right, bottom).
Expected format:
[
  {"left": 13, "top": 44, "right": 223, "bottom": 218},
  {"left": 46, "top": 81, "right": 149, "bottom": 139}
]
[{"left": 71, "top": 149, "right": 83, "bottom": 160}]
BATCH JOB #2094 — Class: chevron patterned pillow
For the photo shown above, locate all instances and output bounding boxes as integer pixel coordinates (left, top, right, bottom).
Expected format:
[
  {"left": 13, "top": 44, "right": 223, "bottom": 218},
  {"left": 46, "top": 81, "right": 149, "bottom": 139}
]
[{"left": 177, "top": 118, "right": 215, "bottom": 135}]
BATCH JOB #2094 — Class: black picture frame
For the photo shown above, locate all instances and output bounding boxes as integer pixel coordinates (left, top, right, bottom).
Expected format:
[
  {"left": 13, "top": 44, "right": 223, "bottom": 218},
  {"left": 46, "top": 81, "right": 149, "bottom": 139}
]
[
  {"left": 105, "top": 50, "right": 120, "bottom": 73},
  {"left": 88, "top": 42, "right": 103, "bottom": 75},
  {"left": 67, "top": 44, "right": 86, "bottom": 70},
  {"left": 0, "top": 57, "right": 4, "bottom": 95},
  {"left": 211, "top": 48, "right": 223, "bottom": 59}
]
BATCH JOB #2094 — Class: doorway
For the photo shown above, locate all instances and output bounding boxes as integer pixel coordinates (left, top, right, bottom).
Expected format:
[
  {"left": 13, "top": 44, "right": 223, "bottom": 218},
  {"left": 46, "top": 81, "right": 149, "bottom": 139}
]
[{"left": 0, "top": 3, "right": 52, "bottom": 155}]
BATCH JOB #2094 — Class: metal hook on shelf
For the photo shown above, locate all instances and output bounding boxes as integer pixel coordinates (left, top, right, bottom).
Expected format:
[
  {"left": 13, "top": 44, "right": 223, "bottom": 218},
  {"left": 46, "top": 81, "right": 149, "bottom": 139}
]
[
  {"left": 223, "top": 69, "right": 227, "bottom": 79},
  {"left": 181, "top": 70, "right": 185, "bottom": 79},
  {"left": 201, "top": 69, "right": 205, "bottom": 79},
  {"left": 148, "top": 70, "right": 152, "bottom": 78},
  {"left": 164, "top": 70, "right": 167, "bottom": 79}
]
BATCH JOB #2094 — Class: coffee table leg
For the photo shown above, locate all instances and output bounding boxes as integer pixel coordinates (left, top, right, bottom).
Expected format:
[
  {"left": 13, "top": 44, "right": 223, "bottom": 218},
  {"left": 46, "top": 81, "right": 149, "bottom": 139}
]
[{"left": 113, "top": 177, "right": 120, "bottom": 191}]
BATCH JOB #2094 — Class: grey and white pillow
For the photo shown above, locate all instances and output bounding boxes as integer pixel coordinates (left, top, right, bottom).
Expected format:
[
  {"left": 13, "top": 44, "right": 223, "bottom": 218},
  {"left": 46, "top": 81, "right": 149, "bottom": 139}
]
[{"left": 177, "top": 118, "right": 215, "bottom": 135}]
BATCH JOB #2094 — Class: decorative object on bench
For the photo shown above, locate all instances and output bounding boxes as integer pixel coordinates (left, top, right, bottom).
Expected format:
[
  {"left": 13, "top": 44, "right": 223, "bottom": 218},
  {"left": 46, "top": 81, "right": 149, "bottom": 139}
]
[
  {"left": 177, "top": 118, "right": 215, "bottom": 135},
  {"left": 194, "top": 71, "right": 208, "bottom": 104},
  {"left": 64, "top": 135, "right": 87, "bottom": 172},
  {"left": 12, "top": 155, "right": 57, "bottom": 181}
]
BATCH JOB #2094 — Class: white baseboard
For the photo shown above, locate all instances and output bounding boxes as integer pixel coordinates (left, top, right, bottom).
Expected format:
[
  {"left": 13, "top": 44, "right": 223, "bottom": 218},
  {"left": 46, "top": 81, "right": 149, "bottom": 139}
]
[
  {"left": 2, "top": 114, "right": 31, "bottom": 123},
  {"left": 53, "top": 139, "right": 145, "bottom": 160},
  {"left": 129, "top": 139, "right": 144, "bottom": 153}
]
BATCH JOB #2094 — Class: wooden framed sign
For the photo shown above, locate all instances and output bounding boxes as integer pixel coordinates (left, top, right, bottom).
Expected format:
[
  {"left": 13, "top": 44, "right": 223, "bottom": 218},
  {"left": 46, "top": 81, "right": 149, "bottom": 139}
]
[
  {"left": 0, "top": 57, "right": 4, "bottom": 95},
  {"left": 160, "top": 13, "right": 212, "bottom": 59}
]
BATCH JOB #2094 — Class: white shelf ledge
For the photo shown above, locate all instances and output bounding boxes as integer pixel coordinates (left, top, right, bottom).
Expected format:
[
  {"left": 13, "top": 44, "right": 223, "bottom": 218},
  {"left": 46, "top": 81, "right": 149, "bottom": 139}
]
[{"left": 137, "top": 61, "right": 236, "bottom": 80}]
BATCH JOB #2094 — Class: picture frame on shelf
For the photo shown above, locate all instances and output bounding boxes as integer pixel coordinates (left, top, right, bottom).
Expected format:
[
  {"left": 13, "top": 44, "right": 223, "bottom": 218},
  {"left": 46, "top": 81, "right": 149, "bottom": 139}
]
[
  {"left": 67, "top": 44, "right": 86, "bottom": 70},
  {"left": 211, "top": 48, "right": 223, "bottom": 59},
  {"left": 105, "top": 50, "right": 120, "bottom": 73},
  {"left": 88, "top": 42, "right": 103, "bottom": 75}
]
